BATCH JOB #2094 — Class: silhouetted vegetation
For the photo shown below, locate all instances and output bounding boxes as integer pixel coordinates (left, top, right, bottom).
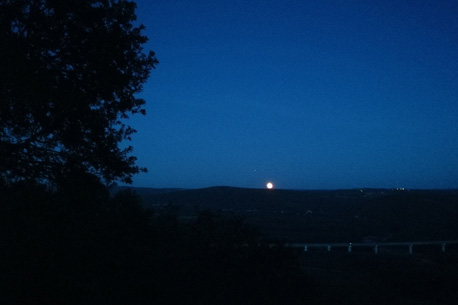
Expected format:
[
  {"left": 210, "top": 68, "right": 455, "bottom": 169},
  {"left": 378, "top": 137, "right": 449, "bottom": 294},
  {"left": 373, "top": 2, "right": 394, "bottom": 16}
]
[
  {"left": 3, "top": 185, "right": 458, "bottom": 304},
  {"left": 0, "top": 183, "right": 317, "bottom": 304},
  {"left": 2, "top": 1, "right": 457, "bottom": 303},
  {"left": 0, "top": 1, "right": 316, "bottom": 303},
  {"left": 0, "top": 0, "right": 158, "bottom": 186}
]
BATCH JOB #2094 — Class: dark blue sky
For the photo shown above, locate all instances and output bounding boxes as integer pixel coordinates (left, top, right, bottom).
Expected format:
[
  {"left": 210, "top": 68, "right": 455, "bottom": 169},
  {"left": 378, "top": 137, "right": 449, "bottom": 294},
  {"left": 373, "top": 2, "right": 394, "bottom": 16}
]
[{"left": 126, "top": 0, "right": 458, "bottom": 189}]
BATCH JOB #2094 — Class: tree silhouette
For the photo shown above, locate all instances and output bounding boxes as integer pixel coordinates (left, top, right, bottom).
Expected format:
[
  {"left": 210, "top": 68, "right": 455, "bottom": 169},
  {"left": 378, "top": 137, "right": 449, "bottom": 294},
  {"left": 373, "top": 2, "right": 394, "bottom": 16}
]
[{"left": 0, "top": 0, "right": 158, "bottom": 186}]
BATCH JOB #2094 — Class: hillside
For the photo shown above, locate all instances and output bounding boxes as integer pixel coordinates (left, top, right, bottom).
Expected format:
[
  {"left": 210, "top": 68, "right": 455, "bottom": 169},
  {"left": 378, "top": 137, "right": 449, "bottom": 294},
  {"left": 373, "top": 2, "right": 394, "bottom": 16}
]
[{"left": 120, "top": 186, "right": 458, "bottom": 243}]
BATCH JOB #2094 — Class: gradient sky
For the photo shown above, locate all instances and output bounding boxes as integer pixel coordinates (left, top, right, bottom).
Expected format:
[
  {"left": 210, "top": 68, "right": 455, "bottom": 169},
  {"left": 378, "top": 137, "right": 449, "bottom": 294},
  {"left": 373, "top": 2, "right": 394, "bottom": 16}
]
[{"left": 125, "top": 0, "right": 458, "bottom": 189}]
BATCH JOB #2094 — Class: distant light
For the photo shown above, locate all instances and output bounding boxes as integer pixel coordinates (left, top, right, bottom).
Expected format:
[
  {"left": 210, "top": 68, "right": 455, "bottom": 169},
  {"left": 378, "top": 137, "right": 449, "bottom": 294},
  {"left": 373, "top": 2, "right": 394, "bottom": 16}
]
[{"left": 266, "top": 182, "right": 274, "bottom": 189}]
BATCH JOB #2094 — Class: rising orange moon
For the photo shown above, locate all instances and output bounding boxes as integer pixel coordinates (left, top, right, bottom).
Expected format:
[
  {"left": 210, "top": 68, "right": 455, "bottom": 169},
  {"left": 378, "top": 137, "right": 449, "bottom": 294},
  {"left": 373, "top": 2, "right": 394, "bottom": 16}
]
[{"left": 266, "top": 182, "right": 274, "bottom": 189}]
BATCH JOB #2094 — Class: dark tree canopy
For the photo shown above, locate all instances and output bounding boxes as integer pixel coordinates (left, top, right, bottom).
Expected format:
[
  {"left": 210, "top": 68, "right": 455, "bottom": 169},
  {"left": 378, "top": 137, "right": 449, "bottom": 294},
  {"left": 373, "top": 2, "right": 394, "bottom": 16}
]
[{"left": 0, "top": 0, "right": 158, "bottom": 186}]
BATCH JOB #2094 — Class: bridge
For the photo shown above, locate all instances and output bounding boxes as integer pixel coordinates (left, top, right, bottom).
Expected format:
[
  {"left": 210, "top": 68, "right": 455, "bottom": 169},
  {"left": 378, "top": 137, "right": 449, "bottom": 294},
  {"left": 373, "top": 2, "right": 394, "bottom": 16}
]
[{"left": 287, "top": 240, "right": 458, "bottom": 254}]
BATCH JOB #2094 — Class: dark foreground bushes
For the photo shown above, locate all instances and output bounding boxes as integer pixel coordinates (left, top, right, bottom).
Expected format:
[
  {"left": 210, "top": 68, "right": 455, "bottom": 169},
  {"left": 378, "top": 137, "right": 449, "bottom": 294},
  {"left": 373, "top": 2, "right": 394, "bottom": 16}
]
[{"left": 0, "top": 183, "right": 316, "bottom": 305}]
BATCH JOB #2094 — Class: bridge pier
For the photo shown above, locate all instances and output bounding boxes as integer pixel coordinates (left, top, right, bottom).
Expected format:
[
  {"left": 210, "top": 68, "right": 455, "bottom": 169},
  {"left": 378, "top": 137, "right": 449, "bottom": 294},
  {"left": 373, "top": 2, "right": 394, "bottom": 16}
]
[
  {"left": 374, "top": 245, "right": 378, "bottom": 254},
  {"left": 409, "top": 244, "right": 413, "bottom": 254},
  {"left": 442, "top": 243, "right": 446, "bottom": 252}
]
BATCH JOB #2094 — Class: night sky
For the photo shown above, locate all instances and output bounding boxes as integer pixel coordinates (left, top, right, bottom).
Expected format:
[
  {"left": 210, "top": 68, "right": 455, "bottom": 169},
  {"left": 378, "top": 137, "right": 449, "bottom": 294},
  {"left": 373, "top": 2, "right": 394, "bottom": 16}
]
[{"left": 126, "top": 0, "right": 458, "bottom": 190}]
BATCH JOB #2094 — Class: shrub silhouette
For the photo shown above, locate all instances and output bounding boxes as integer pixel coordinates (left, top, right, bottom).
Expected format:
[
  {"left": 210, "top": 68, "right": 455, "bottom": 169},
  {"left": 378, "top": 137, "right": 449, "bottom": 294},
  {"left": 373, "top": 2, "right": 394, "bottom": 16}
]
[{"left": 0, "top": 185, "right": 316, "bottom": 305}]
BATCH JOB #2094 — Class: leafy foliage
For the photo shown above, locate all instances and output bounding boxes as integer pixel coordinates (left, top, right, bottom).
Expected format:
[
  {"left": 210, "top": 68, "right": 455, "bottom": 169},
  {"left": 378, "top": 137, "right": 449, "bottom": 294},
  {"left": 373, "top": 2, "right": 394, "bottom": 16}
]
[{"left": 0, "top": 0, "right": 158, "bottom": 186}]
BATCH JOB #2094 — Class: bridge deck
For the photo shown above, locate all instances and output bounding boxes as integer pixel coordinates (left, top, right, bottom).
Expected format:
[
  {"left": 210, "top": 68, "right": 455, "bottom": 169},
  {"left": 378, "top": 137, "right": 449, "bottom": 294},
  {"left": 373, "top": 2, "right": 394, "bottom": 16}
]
[{"left": 286, "top": 240, "right": 458, "bottom": 254}]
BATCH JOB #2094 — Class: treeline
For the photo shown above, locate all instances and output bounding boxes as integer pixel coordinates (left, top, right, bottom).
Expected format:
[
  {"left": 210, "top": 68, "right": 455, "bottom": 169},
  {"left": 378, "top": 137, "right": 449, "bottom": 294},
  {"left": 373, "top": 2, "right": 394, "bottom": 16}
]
[
  {"left": 0, "top": 182, "right": 316, "bottom": 305},
  {"left": 137, "top": 187, "right": 458, "bottom": 243}
]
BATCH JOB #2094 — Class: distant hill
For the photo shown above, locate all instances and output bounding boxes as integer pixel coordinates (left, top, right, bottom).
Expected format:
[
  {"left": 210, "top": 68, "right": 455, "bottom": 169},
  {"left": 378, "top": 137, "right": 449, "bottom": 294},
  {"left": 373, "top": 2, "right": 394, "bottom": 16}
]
[
  {"left": 110, "top": 186, "right": 184, "bottom": 195},
  {"left": 117, "top": 186, "right": 458, "bottom": 243}
]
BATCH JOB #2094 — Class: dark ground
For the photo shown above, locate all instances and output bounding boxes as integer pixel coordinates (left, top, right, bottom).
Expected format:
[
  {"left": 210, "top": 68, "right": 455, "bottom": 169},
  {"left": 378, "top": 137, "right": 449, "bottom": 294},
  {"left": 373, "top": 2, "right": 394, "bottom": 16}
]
[
  {"left": 130, "top": 186, "right": 458, "bottom": 304},
  {"left": 131, "top": 186, "right": 458, "bottom": 243},
  {"left": 2, "top": 185, "right": 458, "bottom": 304},
  {"left": 298, "top": 251, "right": 458, "bottom": 305}
]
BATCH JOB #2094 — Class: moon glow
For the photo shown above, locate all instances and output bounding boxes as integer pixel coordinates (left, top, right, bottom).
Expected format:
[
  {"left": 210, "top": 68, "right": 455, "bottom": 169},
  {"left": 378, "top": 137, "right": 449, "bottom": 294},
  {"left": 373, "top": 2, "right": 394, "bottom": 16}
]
[{"left": 266, "top": 182, "right": 274, "bottom": 189}]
